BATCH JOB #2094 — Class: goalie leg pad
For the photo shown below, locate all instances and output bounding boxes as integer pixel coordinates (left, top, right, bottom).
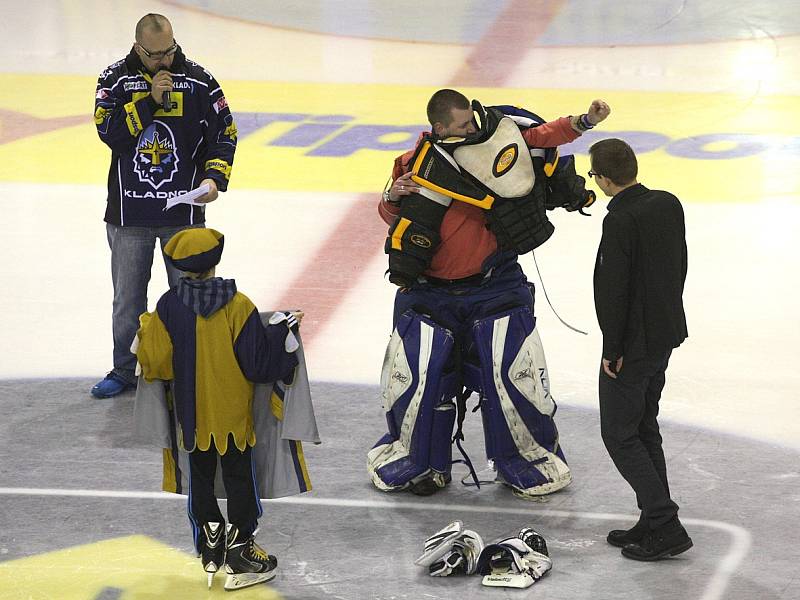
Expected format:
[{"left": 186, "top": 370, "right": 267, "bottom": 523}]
[
  {"left": 429, "top": 392, "right": 456, "bottom": 473},
  {"left": 367, "top": 309, "right": 456, "bottom": 491},
  {"left": 472, "top": 306, "right": 571, "bottom": 496}
]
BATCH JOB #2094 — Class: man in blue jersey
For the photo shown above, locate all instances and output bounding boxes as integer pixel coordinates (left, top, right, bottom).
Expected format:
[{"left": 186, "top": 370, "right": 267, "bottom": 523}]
[{"left": 92, "top": 13, "right": 237, "bottom": 398}]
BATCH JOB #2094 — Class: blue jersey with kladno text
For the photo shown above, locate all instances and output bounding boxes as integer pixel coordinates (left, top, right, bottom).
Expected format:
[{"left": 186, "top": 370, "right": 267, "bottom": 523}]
[{"left": 94, "top": 47, "right": 237, "bottom": 227}]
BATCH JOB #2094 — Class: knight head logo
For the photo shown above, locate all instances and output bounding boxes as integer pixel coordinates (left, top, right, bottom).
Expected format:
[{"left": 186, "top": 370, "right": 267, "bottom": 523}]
[{"left": 134, "top": 122, "right": 179, "bottom": 189}]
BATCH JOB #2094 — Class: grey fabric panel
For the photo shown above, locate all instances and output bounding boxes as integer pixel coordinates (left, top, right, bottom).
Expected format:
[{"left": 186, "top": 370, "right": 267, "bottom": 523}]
[
  {"left": 258, "top": 311, "right": 321, "bottom": 443},
  {"left": 133, "top": 378, "right": 172, "bottom": 448},
  {"left": 280, "top": 344, "right": 321, "bottom": 444}
]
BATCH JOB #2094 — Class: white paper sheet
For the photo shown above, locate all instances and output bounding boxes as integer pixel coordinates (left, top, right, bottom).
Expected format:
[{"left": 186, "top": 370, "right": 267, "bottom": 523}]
[{"left": 163, "top": 183, "right": 210, "bottom": 211}]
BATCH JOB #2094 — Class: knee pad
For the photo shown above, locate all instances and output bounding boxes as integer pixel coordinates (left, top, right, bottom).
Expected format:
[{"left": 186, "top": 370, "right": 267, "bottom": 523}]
[
  {"left": 367, "top": 309, "right": 457, "bottom": 491},
  {"left": 471, "top": 306, "right": 571, "bottom": 496}
]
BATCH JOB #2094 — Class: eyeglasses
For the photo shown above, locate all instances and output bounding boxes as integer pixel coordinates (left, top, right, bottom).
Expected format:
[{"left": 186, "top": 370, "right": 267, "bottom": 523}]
[
  {"left": 138, "top": 39, "right": 178, "bottom": 60},
  {"left": 588, "top": 170, "right": 600, "bottom": 179}
]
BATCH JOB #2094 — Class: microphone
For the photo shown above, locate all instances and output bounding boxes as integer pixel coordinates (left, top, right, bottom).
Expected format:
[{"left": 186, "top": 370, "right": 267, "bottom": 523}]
[{"left": 157, "top": 67, "right": 172, "bottom": 113}]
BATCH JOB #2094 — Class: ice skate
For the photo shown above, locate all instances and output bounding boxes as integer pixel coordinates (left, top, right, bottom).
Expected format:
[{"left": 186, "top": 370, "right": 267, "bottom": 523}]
[
  {"left": 200, "top": 521, "right": 226, "bottom": 588},
  {"left": 224, "top": 525, "right": 278, "bottom": 591}
]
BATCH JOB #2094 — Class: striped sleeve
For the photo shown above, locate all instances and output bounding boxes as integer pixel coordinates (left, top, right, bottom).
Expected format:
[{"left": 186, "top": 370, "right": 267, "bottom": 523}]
[{"left": 95, "top": 69, "right": 158, "bottom": 150}]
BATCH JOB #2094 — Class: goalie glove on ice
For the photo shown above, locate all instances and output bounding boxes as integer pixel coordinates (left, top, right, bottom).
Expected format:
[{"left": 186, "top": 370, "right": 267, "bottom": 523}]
[
  {"left": 415, "top": 520, "right": 485, "bottom": 576},
  {"left": 476, "top": 528, "right": 552, "bottom": 589}
]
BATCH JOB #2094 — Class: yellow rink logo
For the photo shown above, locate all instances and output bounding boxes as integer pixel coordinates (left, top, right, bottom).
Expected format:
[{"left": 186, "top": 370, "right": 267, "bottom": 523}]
[{"left": 0, "top": 535, "right": 284, "bottom": 599}]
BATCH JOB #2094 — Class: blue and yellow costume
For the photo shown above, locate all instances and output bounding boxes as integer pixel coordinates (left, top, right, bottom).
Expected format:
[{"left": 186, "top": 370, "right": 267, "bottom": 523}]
[{"left": 135, "top": 228, "right": 298, "bottom": 548}]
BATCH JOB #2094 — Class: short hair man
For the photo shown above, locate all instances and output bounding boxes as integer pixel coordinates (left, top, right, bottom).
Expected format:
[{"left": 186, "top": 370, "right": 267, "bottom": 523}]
[
  {"left": 369, "top": 88, "right": 610, "bottom": 498},
  {"left": 92, "top": 14, "right": 238, "bottom": 398},
  {"left": 590, "top": 138, "right": 692, "bottom": 561}
]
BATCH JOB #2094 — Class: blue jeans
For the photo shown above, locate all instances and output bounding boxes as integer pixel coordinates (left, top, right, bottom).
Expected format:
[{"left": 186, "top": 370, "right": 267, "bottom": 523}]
[{"left": 106, "top": 223, "right": 203, "bottom": 382}]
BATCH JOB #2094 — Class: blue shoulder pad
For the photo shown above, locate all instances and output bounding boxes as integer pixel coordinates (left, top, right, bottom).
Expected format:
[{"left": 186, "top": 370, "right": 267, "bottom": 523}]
[{"left": 490, "top": 105, "right": 546, "bottom": 127}]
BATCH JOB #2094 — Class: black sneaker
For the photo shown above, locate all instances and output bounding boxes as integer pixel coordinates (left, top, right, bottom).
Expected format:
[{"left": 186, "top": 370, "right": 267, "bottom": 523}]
[
  {"left": 621, "top": 519, "right": 693, "bottom": 561},
  {"left": 200, "top": 521, "right": 226, "bottom": 588},
  {"left": 224, "top": 525, "right": 278, "bottom": 591},
  {"left": 607, "top": 519, "right": 647, "bottom": 548}
]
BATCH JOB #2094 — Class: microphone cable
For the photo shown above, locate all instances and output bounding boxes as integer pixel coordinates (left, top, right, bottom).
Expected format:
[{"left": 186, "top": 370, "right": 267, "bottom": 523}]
[{"left": 531, "top": 250, "right": 588, "bottom": 335}]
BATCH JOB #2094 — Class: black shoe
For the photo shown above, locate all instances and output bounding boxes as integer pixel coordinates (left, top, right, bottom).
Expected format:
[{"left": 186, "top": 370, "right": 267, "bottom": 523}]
[
  {"left": 621, "top": 519, "right": 693, "bottom": 561},
  {"left": 408, "top": 472, "right": 451, "bottom": 496},
  {"left": 607, "top": 520, "right": 647, "bottom": 548}
]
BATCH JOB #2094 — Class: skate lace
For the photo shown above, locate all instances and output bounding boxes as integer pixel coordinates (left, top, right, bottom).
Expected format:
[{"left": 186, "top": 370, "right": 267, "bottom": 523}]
[{"left": 248, "top": 539, "right": 269, "bottom": 561}]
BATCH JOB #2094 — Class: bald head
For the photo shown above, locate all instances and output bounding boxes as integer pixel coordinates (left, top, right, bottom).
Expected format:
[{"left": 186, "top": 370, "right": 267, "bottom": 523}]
[
  {"left": 135, "top": 13, "right": 172, "bottom": 42},
  {"left": 134, "top": 14, "right": 176, "bottom": 73}
]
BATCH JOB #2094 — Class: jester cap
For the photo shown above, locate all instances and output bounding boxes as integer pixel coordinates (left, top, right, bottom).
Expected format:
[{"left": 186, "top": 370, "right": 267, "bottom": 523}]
[{"left": 164, "top": 228, "right": 224, "bottom": 273}]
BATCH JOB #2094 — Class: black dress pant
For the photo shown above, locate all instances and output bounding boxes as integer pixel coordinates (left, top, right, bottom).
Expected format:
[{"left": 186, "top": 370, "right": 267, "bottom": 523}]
[
  {"left": 599, "top": 350, "right": 679, "bottom": 528},
  {"left": 188, "top": 441, "right": 261, "bottom": 539}
]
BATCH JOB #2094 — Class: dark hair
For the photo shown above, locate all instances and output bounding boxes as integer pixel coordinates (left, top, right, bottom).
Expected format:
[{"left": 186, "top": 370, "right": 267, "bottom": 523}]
[
  {"left": 588, "top": 138, "right": 638, "bottom": 186},
  {"left": 426, "top": 89, "right": 470, "bottom": 127},
  {"left": 136, "top": 14, "right": 170, "bottom": 42}
]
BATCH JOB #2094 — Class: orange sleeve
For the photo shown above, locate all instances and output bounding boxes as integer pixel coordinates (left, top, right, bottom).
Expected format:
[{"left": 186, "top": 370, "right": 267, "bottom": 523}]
[
  {"left": 378, "top": 196, "right": 400, "bottom": 224},
  {"left": 520, "top": 116, "right": 580, "bottom": 148},
  {"left": 377, "top": 147, "right": 417, "bottom": 225}
]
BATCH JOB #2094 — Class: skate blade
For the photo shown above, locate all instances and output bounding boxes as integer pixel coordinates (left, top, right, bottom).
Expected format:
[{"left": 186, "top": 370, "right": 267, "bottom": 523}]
[
  {"left": 224, "top": 570, "right": 277, "bottom": 591},
  {"left": 204, "top": 562, "right": 221, "bottom": 589}
]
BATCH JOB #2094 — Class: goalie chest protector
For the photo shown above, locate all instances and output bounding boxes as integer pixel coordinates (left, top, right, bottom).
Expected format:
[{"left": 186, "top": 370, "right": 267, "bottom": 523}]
[
  {"left": 386, "top": 103, "right": 555, "bottom": 288},
  {"left": 441, "top": 105, "right": 553, "bottom": 254},
  {"left": 451, "top": 116, "right": 535, "bottom": 199}
]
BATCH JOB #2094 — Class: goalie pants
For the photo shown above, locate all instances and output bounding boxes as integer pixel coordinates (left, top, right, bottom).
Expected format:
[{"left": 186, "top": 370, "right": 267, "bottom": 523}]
[
  {"left": 392, "top": 253, "right": 531, "bottom": 333},
  {"left": 599, "top": 350, "right": 679, "bottom": 528},
  {"left": 188, "top": 442, "right": 261, "bottom": 544}
]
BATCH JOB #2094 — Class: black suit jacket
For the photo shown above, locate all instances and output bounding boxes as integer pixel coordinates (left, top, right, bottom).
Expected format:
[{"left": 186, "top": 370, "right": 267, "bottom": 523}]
[{"left": 593, "top": 184, "right": 688, "bottom": 361}]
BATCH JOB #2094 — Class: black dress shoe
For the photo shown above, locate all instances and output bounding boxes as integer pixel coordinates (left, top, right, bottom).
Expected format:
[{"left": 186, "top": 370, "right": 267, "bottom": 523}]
[
  {"left": 621, "top": 519, "right": 693, "bottom": 561},
  {"left": 607, "top": 520, "right": 647, "bottom": 547}
]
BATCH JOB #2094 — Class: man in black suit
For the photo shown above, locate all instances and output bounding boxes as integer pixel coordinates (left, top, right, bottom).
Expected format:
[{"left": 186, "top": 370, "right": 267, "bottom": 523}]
[{"left": 589, "top": 138, "right": 692, "bottom": 561}]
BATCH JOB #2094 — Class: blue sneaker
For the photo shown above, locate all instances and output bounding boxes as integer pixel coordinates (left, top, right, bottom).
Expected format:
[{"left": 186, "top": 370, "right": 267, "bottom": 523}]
[{"left": 91, "top": 372, "right": 135, "bottom": 398}]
